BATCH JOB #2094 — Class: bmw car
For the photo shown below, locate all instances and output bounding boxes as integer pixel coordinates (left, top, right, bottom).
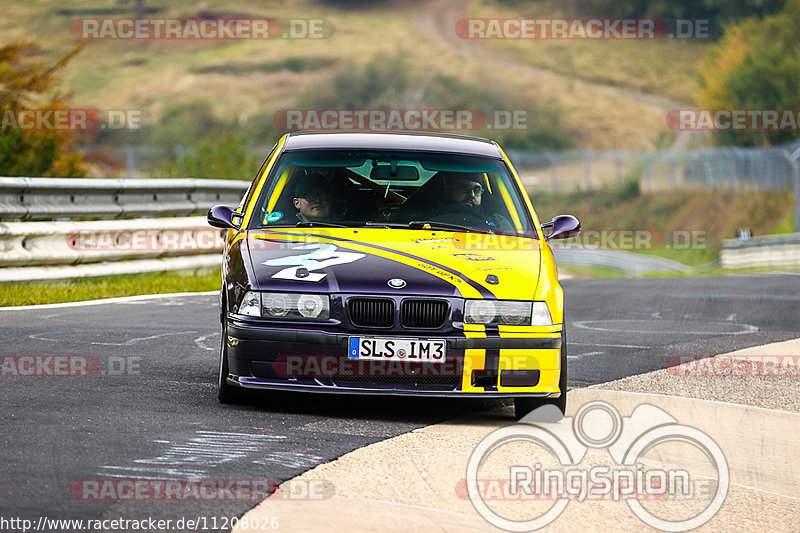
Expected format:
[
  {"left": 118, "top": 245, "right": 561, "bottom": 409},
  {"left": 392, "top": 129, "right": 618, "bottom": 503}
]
[{"left": 207, "top": 131, "right": 580, "bottom": 419}]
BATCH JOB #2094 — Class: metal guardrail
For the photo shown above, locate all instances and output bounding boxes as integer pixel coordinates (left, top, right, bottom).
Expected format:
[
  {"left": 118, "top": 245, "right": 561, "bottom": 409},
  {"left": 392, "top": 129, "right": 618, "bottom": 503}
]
[
  {"left": 0, "top": 176, "right": 247, "bottom": 283},
  {"left": 0, "top": 177, "right": 249, "bottom": 220},
  {"left": 7, "top": 175, "right": 791, "bottom": 283},
  {"left": 552, "top": 249, "right": 693, "bottom": 276},
  {"left": 721, "top": 233, "right": 800, "bottom": 269},
  {"left": 0, "top": 217, "right": 222, "bottom": 267}
]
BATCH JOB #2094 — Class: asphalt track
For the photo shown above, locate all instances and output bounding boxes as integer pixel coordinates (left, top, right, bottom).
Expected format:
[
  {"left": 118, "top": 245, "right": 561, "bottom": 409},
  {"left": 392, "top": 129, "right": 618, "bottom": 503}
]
[{"left": 2, "top": 273, "right": 799, "bottom": 531}]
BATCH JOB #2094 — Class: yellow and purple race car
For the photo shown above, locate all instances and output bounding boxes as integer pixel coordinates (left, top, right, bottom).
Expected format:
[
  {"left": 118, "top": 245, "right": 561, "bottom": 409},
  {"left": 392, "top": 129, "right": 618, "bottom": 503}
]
[{"left": 207, "top": 131, "right": 580, "bottom": 419}]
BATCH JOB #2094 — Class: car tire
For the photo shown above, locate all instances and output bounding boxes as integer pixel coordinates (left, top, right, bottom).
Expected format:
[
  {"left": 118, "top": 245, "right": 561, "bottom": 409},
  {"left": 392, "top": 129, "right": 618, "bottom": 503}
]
[
  {"left": 217, "top": 321, "right": 248, "bottom": 404},
  {"left": 514, "top": 330, "right": 567, "bottom": 420}
]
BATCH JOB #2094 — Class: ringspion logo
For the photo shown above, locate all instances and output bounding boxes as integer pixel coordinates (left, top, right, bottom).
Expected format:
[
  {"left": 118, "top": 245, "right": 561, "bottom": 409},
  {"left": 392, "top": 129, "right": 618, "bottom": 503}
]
[{"left": 466, "top": 401, "right": 728, "bottom": 531}]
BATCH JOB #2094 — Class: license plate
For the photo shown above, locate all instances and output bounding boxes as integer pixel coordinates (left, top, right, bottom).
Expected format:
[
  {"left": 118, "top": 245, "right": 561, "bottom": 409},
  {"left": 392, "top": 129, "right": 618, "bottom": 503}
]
[{"left": 348, "top": 337, "right": 446, "bottom": 362}]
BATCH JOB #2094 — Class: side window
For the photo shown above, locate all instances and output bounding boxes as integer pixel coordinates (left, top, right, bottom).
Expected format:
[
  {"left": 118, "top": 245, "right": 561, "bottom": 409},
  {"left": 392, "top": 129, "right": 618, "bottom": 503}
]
[
  {"left": 241, "top": 143, "right": 278, "bottom": 212},
  {"left": 237, "top": 184, "right": 252, "bottom": 212}
]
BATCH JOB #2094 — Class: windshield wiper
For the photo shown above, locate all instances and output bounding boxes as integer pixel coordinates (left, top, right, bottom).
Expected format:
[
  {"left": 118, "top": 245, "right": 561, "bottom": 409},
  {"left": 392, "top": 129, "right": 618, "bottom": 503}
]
[
  {"left": 363, "top": 222, "right": 409, "bottom": 229},
  {"left": 295, "top": 221, "right": 349, "bottom": 228},
  {"left": 406, "top": 220, "right": 494, "bottom": 234}
]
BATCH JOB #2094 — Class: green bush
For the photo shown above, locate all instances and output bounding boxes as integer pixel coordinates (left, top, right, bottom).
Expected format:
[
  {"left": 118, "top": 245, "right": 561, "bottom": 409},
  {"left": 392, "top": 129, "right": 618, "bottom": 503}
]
[
  {"left": 298, "top": 53, "right": 571, "bottom": 150},
  {"left": 155, "top": 132, "right": 261, "bottom": 180},
  {"left": 699, "top": 1, "right": 800, "bottom": 146}
]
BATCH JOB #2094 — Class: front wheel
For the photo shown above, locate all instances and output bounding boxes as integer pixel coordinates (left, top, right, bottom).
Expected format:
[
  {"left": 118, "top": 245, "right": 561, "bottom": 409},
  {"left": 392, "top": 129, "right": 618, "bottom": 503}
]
[
  {"left": 514, "top": 331, "right": 567, "bottom": 420},
  {"left": 217, "top": 322, "right": 248, "bottom": 404}
]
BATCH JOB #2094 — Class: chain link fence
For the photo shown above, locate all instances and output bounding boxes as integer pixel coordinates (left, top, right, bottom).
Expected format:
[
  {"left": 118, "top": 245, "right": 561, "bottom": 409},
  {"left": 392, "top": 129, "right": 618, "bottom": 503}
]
[
  {"left": 506, "top": 143, "right": 800, "bottom": 233},
  {"left": 506, "top": 145, "right": 800, "bottom": 193},
  {"left": 94, "top": 142, "right": 800, "bottom": 232}
]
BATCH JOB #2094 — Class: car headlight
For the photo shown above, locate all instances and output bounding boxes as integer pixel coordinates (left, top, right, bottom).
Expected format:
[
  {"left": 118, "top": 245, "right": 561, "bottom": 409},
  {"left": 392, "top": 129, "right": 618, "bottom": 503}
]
[
  {"left": 297, "top": 294, "right": 326, "bottom": 318},
  {"left": 247, "top": 292, "right": 330, "bottom": 320},
  {"left": 464, "top": 300, "right": 552, "bottom": 326},
  {"left": 263, "top": 293, "right": 290, "bottom": 317},
  {"left": 239, "top": 291, "right": 261, "bottom": 317},
  {"left": 531, "top": 301, "right": 553, "bottom": 326}
]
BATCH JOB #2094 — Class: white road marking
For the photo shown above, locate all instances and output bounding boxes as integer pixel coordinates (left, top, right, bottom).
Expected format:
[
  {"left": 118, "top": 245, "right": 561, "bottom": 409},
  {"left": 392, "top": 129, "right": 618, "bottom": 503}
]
[
  {"left": 572, "top": 319, "right": 759, "bottom": 335},
  {"left": 571, "top": 342, "right": 651, "bottom": 349},
  {"left": 194, "top": 332, "right": 219, "bottom": 351},
  {"left": 0, "top": 291, "right": 217, "bottom": 311},
  {"left": 254, "top": 452, "right": 324, "bottom": 469},
  {"left": 92, "top": 331, "right": 197, "bottom": 346},
  {"left": 98, "top": 430, "right": 287, "bottom": 479},
  {"left": 567, "top": 351, "right": 602, "bottom": 360}
]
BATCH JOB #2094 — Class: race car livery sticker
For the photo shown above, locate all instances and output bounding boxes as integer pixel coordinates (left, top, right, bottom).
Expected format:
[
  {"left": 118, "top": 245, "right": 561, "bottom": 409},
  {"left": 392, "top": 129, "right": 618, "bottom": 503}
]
[
  {"left": 262, "top": 242, "right": 365, "bottom": 282},
  {"left": 415, "top": 238, "right": 459, "bottom": 244},
  {"left": 453, "top": 253, "right": 495, "bottom": 261},
  {"left": 248, "top": 229, "right": 500, "bottom": 299}
]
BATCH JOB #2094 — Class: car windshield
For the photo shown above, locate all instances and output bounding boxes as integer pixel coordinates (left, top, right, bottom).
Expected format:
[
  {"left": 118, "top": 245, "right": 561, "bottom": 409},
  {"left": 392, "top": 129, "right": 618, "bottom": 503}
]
[{"left": 250, "top": 149, "right": 536, "bottom": 236}]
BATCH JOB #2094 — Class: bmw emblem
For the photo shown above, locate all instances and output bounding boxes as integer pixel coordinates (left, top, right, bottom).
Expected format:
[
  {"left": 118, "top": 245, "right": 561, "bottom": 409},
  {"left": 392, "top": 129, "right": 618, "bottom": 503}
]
[{"left": 388, "top": 278, "right": 406, "bottom": 289}]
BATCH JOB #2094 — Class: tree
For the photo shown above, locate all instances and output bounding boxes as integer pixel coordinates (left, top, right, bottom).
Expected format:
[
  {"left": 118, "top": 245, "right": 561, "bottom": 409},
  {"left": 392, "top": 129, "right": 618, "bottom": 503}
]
[
  {"left": 698, "top": 1, "right": 800, "bottom": 145},
  {"left": 0, "top": 41, "right": 88, "bottom": 176}
]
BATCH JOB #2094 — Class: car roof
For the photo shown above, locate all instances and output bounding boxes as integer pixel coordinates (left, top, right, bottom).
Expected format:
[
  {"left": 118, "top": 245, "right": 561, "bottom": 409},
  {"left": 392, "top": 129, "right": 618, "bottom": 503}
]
[{"left": 282, "top": 131, "right": 503, "bottom": 158}]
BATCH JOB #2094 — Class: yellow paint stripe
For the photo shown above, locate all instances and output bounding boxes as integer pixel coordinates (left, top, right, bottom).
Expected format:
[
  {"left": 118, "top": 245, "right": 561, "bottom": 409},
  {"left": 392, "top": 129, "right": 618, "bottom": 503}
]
[
  {"left": 241, "top": 134, "right": 287, "bottom": 228},
  {"left": 265, "top": 169, "right": 291, "bottom": 218},
  {"left": 496, "top": 144, "right": 544, "bottom": 239},
  {"left": 494, "top": 178, "right": 523, "bottom": 233},
  {"left": 247, "top": 231, "right": 488, "bottom": 299},
  {"left": 460, "top": 330, "right": 486, "bottom": 392}
]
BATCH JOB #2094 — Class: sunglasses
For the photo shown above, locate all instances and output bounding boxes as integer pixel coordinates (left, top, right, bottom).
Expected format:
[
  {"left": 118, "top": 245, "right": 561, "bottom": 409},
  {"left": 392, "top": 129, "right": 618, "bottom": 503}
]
[
  {"left": 453, "top": 183, "right": 484, "bottom": 196},
  {"left": 300, "top": 190, "right": 333, "bottom": 201}
]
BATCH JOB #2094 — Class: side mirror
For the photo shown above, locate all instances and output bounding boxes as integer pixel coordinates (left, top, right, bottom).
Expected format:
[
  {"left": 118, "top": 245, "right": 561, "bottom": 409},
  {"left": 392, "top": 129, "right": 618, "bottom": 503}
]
[
  {"left": 207, "top": 205, "right": 242, "bottom": 230},
  {"left": 542, "top": 214, "right": 581, "bottom": 241}
]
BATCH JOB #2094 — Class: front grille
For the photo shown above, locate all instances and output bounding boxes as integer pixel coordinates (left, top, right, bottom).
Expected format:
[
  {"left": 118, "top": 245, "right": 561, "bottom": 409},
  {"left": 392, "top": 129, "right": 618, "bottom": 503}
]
[
  {"left": 347, "top": 298, "right": 394, "bottom": 328},
  {"left": 401, "top": 299, "right": 449, "bottom": 329},
  {"left": 332, "top": 374, "right": 460, "bottom": 390}
]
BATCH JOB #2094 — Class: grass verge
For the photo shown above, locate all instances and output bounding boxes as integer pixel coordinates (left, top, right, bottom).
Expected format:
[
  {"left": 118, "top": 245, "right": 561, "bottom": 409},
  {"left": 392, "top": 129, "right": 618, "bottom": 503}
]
[
  {"left": 0, "top": 269, "right": 219, "bottom": 307},
  {"left": 532, "top": 185, "right": 795, "bottom": 267}
]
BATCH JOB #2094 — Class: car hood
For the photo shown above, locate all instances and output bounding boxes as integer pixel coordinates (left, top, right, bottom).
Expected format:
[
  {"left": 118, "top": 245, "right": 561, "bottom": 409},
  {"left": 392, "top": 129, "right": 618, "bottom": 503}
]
[{"left": 243, "top": 228, "right": 543, "bottom": 300}]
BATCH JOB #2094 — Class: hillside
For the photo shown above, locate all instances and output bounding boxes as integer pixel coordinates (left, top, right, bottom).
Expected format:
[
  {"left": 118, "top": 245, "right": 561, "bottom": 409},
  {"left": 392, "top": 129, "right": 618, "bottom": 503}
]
[{"left": 1, "top": 0, "right": 711, "bottom": 153}]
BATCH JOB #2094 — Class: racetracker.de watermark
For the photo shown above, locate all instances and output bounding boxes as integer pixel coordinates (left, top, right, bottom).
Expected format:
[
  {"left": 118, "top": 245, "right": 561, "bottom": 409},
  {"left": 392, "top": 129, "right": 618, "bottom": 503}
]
[
  {"left": 273, "top": 109, "right": 528, "bottom": 131},
  {"left": 1, "top": 355, "right": 140, "bottom": 377},
  {"left": 456, "top": 18, "right": 712, "bottom": 39},
  {"left": 668, "top": 355, "right": 800, "bottom": 378},
  {"left": 667, "top": 109, "right": 800, "bottom": 131},
  {"left": 1, "top": 109, "right": 145, "bottom": 131},
  {"left": 69, "top": 18, "right": 333, "bottom": 40},
  {"left": 454, "top": 230, "right": 707, "bottom": 251},
  {"left": 465, "top": 401, "right": 729, "bottom": 531},
  {"left": 69, "top": 478, "right": 333, "bottom": 501},
  {"left": 67, "top": 229, "right": 224, "bottom": 252}
]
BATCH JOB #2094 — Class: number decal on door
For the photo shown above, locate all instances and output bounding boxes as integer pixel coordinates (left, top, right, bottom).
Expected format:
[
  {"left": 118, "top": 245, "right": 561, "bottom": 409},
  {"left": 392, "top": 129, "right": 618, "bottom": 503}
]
[{"left": 262, "top": 243, "right": 365, "bottom": 282}]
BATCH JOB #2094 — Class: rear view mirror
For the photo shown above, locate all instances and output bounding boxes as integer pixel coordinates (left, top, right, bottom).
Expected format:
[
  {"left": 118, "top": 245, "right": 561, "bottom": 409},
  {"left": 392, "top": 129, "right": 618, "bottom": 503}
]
[
  {"left": 370, "top": 164, "right": 419, "bottom": 181},
  {"left": 207, "top": 205, "right": 242, "bottom": 230},
  {"left": 542, "top": 214, "right": 580, "bottom": 241}
]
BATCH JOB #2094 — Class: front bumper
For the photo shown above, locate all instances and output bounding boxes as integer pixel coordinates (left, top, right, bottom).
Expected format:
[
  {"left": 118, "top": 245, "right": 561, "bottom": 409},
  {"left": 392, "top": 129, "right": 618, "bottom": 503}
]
[{"left": 225, "top": 318, "right": 563, "bottom": 397}]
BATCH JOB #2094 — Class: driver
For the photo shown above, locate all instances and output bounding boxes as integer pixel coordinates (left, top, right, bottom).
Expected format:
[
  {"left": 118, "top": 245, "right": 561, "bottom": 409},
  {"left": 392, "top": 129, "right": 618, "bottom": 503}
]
[{"left": 437, "top": 172, "right": 513, "bottom": 231}]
